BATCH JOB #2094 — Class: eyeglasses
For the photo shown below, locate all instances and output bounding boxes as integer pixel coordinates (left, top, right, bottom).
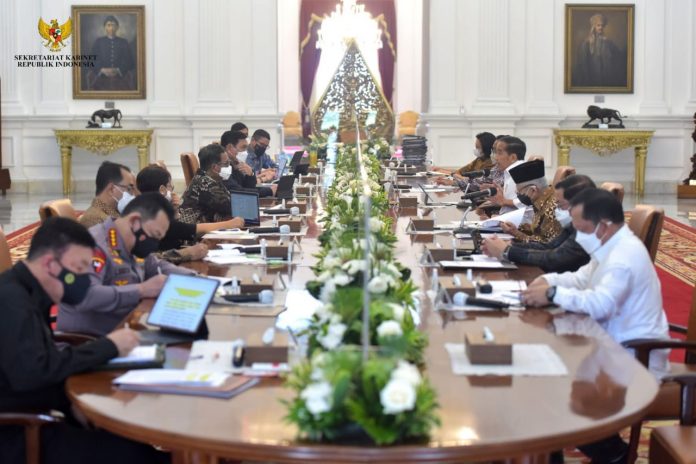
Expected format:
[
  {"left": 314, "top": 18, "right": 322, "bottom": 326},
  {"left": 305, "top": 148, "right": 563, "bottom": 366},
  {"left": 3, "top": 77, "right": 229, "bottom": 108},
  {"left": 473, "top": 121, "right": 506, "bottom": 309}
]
[{"left": 115, "top": 183, "right": 135, "bottom": 194}]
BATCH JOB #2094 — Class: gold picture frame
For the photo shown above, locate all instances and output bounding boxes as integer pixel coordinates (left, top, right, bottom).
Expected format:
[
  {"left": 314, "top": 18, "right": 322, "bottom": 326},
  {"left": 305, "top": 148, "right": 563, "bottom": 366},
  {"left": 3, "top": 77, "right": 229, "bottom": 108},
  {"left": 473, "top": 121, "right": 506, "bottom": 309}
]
[
  {"left": 72, "top": 5, "right": 145, "bottom": 99},
  {"left": 564, "top": 4, "right": 634, "bottom": 94}
]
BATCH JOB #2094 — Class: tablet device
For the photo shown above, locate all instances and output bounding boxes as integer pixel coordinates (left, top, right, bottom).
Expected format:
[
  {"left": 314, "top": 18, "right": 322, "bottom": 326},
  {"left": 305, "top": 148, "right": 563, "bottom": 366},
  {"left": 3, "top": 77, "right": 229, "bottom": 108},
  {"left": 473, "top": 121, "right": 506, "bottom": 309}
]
[{"left": 231, "top": 190, "right": 261, "bottom": 226}]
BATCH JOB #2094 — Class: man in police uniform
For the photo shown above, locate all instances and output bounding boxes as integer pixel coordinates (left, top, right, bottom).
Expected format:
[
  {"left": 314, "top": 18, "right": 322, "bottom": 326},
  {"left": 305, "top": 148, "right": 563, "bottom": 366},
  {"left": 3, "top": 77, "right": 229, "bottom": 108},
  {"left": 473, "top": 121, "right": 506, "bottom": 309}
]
[{"left": 57, "top": 193, "right": 195, "bottom": 336}]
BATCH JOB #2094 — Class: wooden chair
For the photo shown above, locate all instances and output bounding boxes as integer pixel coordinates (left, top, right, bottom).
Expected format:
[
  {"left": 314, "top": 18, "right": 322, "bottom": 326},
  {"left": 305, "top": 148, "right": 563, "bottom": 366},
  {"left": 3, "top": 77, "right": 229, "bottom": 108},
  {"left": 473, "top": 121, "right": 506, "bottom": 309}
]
[
  {"left": 38, "top": 199, "right": 77, "bottom": 222},
  {"left": 622, "top": 283, "right": 696, "bottom": 463},
  {"left": 0, "top": 332, "right": 95, "bottom": 464},
  {"left": 180, "top": 152, "right": 199, "bottom": 187},
  {"left": 649, "top": 373, "right": 696, "bottom": 463},
  {"left": 628, "top": 204, "right": 665, "bottom": 262},
  {"left": 281, "top": 111, "right": 302, "bottom": 139},
  {"left": 552, "top": 166, "right": 576, "bottom": 186},
  {"left": 601, "top": 181, "right": 625, "bottom": 204},
  {"left": 397, "top": 111, "right": 419, "bottom": 142},
  {"left": 0, "top": 226, "right": 11, "bottom": 272}
]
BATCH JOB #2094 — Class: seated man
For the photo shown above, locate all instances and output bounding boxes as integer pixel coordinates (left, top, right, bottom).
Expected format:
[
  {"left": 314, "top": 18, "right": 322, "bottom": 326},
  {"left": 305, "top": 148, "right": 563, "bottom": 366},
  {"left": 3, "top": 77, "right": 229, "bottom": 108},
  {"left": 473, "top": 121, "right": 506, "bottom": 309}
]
[
  {"left": 230, "top": 121, "right": 249, "bottom": 137},
  {"left": 499, "top": 159, "right": 562, "bottom": 244},
  {"left": 245, "top": 129, "right": 277, "bottom": 181},
  {"left": 136, "top": 165, "right": 244, "bottom": 253},
  {"left": 481, "top": 135, "right": 527, "bottom": 214},
  {"left": 80, "top": 161, "right": 136, "bottom": 228},
  {"left": 521, "top": 187, "right": 670, "bottom": 464},
  {"left": 57, "top": 193, "right": 195, "bottom": 336},
  {"left": 522, "top": 188, "right": 670, "bottom": 374},
  {"left": 483, "top": 174, "right": 595, "bottom": 273},
  {"left": 179, "top": 144, "right": 235, "bottom": 224},
  {"left": 435, "top": 132, "right": 496, "bottom": 186},
  {"left": 0, "top": 217, "right": 166, "bottom": 463},
  {"left": 220, "top": 130, "right": 275, "bottom": 197}
]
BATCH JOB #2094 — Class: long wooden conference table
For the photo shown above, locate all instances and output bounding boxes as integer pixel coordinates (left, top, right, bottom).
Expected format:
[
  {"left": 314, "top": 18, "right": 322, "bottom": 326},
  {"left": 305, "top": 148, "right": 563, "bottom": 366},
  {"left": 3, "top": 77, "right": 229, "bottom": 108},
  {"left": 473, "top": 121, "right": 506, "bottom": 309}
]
[{"left": 66, "top": 177, "right": 659, "bottom": 463}]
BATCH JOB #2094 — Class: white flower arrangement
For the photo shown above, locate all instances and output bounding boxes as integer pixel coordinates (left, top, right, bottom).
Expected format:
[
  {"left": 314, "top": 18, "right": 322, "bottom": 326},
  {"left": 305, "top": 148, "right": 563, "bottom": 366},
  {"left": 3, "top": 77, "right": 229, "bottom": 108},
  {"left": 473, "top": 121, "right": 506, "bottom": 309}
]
[
  {"left": 376, "top": 320, "right": 403, "bottom": 338},
  {"left": 300, "top": 381, "right": 333, "bottom": 417}
]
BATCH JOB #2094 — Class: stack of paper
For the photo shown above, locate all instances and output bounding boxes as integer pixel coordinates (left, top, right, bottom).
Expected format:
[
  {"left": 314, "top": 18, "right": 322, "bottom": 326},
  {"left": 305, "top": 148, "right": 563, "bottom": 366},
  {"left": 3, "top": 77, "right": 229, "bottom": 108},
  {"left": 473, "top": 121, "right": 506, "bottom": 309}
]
[
  {"left": 113, "top": 369, "right": 259, "bottom": 398},
  {"left": 205, "top": 250, "right": 263, "bottom": 265}
]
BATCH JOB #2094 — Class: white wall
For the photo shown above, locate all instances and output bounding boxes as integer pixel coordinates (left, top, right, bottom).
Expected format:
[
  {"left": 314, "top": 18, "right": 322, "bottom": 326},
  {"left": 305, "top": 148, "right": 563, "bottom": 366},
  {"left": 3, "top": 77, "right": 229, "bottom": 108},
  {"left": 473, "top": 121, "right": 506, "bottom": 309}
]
[
  {"left": 424, "top": 0, "right": 696, "bottom": 194},
  {"left": 1, "top": 0, "right": 282, "bottom": 193}
]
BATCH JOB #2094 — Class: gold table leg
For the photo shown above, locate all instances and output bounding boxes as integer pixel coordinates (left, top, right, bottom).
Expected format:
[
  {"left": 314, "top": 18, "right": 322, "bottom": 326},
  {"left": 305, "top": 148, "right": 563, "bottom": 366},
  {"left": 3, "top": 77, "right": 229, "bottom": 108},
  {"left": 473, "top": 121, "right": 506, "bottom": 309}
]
[
  {"left": 137, "top": 144, "right": 149, "bottom": 170},
  {"left": 634, "top": 145, "right": 647, "bottom": 196},
  {"left": 60, "top": 145, "right": 72, "bottom": 196},
  {"left": 558, "top": 144, "right": 571, "bottom": 167}
]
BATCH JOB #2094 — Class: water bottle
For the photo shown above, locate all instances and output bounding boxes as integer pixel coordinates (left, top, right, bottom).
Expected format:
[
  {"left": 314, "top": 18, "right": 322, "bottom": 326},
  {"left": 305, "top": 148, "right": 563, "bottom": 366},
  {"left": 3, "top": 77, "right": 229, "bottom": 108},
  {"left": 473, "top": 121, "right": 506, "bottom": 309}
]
[
  {"left": 230, "top": 276, "right": 240, "bottom": 295},
  {"left": 431, "top": 268, "right": 439, "bottom": 293},
  {"left": 260, "top": 239, "right": 267, "bottom": 260}
]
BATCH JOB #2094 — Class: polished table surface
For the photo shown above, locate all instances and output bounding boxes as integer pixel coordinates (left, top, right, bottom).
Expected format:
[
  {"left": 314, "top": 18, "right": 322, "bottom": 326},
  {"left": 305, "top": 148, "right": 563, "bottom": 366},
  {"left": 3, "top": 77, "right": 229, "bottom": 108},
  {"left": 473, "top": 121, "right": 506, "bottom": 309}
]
[{"left": 66, "top": 182, "right": 659, "bottom": 463}]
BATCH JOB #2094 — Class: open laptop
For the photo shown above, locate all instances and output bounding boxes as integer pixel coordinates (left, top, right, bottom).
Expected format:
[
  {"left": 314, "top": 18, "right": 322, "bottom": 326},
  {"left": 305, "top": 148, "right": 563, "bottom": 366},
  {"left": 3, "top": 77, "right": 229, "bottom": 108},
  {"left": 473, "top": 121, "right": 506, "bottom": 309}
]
[
  {"left": 275, "top": 175, "right": 296, "bottom": 200},
  {"left": 288, "top": 151, "right": 305, "bottom": 169},
  {"left": 138, "top": 274, "right": 220, "bottom": 345},
  {"left": 274, "top": 156, "right": 288, "bottom": 181},
  {"left": 231, "top": 190, "right": 261, "bottom": 226}
]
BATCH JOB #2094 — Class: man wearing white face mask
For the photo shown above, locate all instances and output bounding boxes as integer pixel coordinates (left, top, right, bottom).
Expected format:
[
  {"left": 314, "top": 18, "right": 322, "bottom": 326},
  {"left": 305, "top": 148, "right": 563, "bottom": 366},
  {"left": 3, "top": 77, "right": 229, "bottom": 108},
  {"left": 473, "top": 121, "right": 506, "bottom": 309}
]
[
  {"left": 179, "top": 144, "right": 236, "bottom": 224},
  {"left": 522, "top": 188, "right": 670, "bottom": 377},
  {"left": 483, "top": 174, "right": 594, "bottom": 273},
  {"left": 80, "top": 161, "right": 136, "bottom": 229}
]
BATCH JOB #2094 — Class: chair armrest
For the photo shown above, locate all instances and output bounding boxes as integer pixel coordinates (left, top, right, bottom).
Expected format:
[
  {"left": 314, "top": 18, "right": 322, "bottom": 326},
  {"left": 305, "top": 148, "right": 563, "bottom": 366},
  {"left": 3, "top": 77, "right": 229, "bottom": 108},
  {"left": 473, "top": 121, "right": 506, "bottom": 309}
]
[
  {"left": 660, "top": 373, "right": 696, "bottom": 425},
  {"left": 669, "top": 323, "right": 688, "bottom": 335},
  {"left": 0, "top": 409, "right": 64, "bottom": 427},
  {"left": 53, "top": 331, "right": 97, "bottom": 346},
  {"left": 622, "top": 338, "right": 696, "bottom": 368}
]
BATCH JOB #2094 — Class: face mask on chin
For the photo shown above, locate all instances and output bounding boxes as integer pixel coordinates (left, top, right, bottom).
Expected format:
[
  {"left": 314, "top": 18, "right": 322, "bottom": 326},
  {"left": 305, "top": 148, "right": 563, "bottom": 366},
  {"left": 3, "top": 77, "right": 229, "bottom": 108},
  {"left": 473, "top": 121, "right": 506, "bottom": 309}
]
[
  {"left": 575, "top": 221, "right": 612, "bottom": 255},
  {"left": 555, "top": 207, "right": 572, "bottom": 227}
]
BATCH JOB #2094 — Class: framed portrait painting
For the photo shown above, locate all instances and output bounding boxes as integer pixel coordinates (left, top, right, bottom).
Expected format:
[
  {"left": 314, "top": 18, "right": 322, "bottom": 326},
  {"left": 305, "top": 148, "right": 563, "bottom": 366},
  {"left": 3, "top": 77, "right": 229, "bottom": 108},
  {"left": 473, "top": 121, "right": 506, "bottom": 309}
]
[
  {"left": 72, "top": 5, "right": 145, "bottom": 99},
  {"left": 564, "top": 4, "right": 634, "bottom": 93}
]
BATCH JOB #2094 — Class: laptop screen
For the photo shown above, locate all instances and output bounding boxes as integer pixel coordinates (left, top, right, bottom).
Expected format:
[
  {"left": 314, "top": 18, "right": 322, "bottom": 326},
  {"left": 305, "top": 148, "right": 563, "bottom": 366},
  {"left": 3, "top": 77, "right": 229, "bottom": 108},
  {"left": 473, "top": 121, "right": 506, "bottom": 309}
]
[
  {"left": 146, "top": 274, "right": 219, "bottom": 333},
  {"left": 276, "top": 175, "right": 295, "bottom": 200},
  {"left": 275, "top": 156, "right": 288, "bottom": 179},
  {"left": 230, "top": 190, "right": 260, "bottom": 225},
  {"left": 289, "top": 151, "right": 304, "bottom": 168}
]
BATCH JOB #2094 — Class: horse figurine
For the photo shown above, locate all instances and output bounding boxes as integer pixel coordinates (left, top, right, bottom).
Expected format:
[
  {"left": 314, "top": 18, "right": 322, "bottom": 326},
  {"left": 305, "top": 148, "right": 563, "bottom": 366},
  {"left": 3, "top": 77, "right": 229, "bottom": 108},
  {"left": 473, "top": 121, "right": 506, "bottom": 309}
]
[
  {"left": 89, "top": 109, "right": 122, "bottom": 128},
  {"left": 582, "top": 105, "right": 625, "bottom": 128}
]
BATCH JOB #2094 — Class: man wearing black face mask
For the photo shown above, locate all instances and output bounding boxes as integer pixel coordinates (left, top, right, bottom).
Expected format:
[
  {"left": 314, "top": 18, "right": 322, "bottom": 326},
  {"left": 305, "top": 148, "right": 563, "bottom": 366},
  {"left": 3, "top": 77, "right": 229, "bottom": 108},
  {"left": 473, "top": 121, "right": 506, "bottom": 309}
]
[
  {"left": 0, "top": 217, "right": 169, "bottom": 463},
  {"left": 57, "top": 193, "right": 196, "bottom": 336},
  {"left": 496, "top": 159, "right": 562, "bottom": 244},
  {"left": 245, "top": 129, "right": 278, "bottom": 182}
]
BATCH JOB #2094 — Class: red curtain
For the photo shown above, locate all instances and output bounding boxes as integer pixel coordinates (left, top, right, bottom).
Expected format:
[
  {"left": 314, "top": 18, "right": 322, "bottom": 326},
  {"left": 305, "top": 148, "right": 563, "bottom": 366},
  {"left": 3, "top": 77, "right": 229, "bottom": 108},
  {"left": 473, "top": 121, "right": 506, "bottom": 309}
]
[{"left": 299, "top": 0, "right": 396, "bottom": 137}]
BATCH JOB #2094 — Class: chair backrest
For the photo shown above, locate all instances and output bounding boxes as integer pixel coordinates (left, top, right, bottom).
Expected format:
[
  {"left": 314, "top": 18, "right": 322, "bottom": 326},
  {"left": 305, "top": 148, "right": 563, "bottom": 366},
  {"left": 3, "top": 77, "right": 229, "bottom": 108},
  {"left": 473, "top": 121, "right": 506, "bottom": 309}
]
[
  {"left": 552, "top": 166, "right": 576, "bottom": 186},
  {"left": 38, "top": 199, "right": 77, "bottom": 222},
  {"left": 0, "top": 227, "right": 11, "bottom": 273},
  {"left": 628, "top": 204, "right": 664, "bottom": 262},
  {"left": 397, "top": 111, "right": 419, "bottom": 139},
  {"left": 180, "top": 152, "right": 199, "bottom": 187},
  {"left": 601, "top": 181, "right": 625, "bottom": 204},
  {"left": 339, "top": 129, "right": 367, "bottom": 144}
]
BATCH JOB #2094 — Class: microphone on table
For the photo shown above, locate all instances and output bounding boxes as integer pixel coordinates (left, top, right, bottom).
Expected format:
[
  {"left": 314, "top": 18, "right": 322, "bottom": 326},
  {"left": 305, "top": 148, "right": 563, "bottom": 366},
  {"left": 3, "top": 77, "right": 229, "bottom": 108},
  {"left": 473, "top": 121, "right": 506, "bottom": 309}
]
[
  {"left": 452, "top": 292, "right": 509, "bottom": 309},
  {"left": 223, "top": 289, "right": 274, "bottom": 304},
  {"left": 289, "top": 207, "right": 300, "bottom": 217},
  {"left": 458, "top": 168, "right": 490, "bottom": 179},
  {"left": 461, "top": 187, "right": 497, "bottom": 201}
]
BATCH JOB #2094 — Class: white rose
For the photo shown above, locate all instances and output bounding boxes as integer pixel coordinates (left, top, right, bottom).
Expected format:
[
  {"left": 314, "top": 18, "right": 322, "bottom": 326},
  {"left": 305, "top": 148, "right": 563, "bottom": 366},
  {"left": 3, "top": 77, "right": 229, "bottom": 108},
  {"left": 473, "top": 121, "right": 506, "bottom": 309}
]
[
  {"left": 369, "top": 217, "right": 383, "bottom": 232},
  {"left": 367, "top": 275, "right": 389, "bottom": 294},
  {"left": 332, "top": 272, "right": 352, "bottom": 287},
  {"left": 320, "top": 279, "right": 336, "bottom": 303},
  {"left": 376, "top": 320, "right": 403, "bottom": 338},
  {"left": 391, "top": 360, "right": 422, "bottom": 387},
  {"left": 301, "top": 381, "right": 333, "bottom": 416},
  {"left": 342, "top": 259, "right": 366, "bottom": 275},
  {"left": 318, "top": 322, "right": 346, "bottom": 349},
  {"left": 380, "top": 379, "right": 417, "bottom": 414},
  {"left": 314, "top": 303, "right": 332, "bottom": 322},
  {"left": 388, "top": 303, "right": 405, "bottom": 322}
]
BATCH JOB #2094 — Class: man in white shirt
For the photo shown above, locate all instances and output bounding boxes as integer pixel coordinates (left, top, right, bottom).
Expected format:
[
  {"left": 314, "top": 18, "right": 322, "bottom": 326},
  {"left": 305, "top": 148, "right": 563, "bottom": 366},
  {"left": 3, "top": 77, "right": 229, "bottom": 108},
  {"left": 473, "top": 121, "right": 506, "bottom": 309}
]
[
  {"left": 521, "top": 188, "right": 670, "bottom": 376},
  {"left": 484, "top": 136, "right": 527, "bottom": 214},
  {"left": 521, "top": 188, "right": 669, "bottom": 464}
]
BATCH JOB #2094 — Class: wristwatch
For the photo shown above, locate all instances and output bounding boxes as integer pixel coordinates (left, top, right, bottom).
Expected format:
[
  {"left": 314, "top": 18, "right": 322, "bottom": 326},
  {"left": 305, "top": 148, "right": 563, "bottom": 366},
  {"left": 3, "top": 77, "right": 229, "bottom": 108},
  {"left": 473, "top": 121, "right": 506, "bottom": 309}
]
[{"left": 545, "top": 285, "right": 557, "bottom": 302}]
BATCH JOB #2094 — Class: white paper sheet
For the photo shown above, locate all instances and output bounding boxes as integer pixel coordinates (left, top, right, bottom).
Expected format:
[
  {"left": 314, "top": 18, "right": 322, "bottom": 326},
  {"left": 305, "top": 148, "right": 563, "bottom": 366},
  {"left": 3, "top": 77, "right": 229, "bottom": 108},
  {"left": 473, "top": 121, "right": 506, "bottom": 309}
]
[
  {"left": 481, "top": 207, "right": 528, "bottom": 228},
  {"left": 108, "top": 345, "right": 159, "bottom": 364},
  {"left": 113, "top": 369, "right": 230, "bottom": 387},
  {"left": 444, "top": 343, "right": 568, "bottom": 376}
]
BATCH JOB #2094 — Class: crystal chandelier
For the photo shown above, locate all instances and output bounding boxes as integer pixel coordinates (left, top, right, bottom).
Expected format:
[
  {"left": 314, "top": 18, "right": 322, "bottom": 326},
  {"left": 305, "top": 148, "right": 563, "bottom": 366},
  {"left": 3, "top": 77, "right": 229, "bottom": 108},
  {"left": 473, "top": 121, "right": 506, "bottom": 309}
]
[{"left": 316, "top": 0, "right": 383, "bottom": 51}]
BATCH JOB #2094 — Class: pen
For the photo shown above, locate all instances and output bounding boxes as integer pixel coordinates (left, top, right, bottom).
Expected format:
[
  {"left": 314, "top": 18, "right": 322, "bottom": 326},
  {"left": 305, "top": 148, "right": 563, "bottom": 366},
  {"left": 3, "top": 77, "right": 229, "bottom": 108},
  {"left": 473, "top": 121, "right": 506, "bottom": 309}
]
[{"left": 482, "top": 326, "right": 495, "bottom": 342}]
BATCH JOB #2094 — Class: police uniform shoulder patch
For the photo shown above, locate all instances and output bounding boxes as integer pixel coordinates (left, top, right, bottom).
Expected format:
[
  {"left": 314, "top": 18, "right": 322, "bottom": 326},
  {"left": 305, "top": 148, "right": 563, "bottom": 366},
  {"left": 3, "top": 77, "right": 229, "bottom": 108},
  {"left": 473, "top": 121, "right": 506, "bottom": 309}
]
[{"left": 92, "top": 248, "right": 107, "bottom": 274}]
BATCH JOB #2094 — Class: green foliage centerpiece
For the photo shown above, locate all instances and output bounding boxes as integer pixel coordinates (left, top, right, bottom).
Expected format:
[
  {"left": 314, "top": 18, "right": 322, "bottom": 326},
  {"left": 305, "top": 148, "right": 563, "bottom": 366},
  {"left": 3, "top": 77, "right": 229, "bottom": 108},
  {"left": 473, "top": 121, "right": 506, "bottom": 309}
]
[{"left": 283, "top": 135, "right": 439, "bottom": 445}]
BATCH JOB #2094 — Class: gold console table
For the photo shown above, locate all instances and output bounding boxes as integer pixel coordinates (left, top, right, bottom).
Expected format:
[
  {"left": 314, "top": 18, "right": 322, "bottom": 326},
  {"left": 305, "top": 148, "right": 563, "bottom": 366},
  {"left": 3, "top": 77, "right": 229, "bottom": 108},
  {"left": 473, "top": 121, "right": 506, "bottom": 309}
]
[
  {"left": 553, "top": 129, "right": 654, "bottom": 196},
  {"left": 54, "top": 129, "right": 153, "bottom": 195}
]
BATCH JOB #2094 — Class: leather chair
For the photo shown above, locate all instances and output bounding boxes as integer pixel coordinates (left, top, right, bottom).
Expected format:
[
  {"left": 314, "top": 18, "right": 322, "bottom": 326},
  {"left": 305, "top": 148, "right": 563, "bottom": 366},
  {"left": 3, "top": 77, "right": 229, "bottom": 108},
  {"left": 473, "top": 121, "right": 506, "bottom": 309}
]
[
  {"left": 552, "top": 166, "right": 576, "bottom": 186},
  {"left": 649, "top": 373, "right": 696, "bottom": 463},
  {"left": 397, "top": 111, "right": 419, "bottom": 142},
  {"left": 0, "top": 332, "right": 95, "bottom": 464},
  {"left": 622, "top": 283, "right": 696, "bottom": 463},
  {"left": 180, "top": 152, "right": 199, "bottom": 187},
  {"left": 281, "top": 111, "right": 302, "bottom": 139},
  {"left": 0, "top": 226, "right": 12, "bottom": 272},
  {"left": 601, "top": 181, "right": 625, "bottom": 204},
  {"left": 628, "top": 204, "right": 665, "bottom": 263},
  {"left": 38, "top": 199, "right": 77, "bottom": 222}
]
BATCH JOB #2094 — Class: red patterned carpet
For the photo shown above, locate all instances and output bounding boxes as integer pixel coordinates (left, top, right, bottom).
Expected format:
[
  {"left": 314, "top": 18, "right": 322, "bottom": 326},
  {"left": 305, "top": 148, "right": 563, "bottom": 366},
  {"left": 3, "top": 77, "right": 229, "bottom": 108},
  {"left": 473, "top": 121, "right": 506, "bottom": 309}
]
[{"left": 5, "top": 216, "right": 696, "bottom": 463}]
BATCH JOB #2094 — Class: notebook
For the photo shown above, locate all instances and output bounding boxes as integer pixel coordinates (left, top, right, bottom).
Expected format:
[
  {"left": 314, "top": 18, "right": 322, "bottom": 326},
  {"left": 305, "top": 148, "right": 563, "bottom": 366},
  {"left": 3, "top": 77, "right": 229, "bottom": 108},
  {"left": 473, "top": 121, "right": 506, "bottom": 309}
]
[
  {"left": 113, "top": 369, "right": 260, "bottom": 399},
  {"left": 137, "top": 274, "right": 220, "bottom": 345},
  {"left": 230, "top": 190, "right": 261, "bottom": 226}
]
